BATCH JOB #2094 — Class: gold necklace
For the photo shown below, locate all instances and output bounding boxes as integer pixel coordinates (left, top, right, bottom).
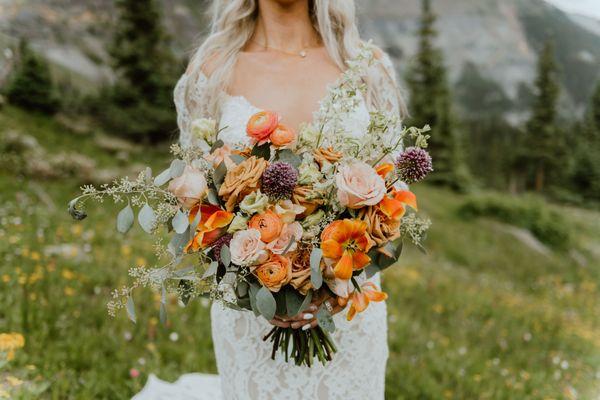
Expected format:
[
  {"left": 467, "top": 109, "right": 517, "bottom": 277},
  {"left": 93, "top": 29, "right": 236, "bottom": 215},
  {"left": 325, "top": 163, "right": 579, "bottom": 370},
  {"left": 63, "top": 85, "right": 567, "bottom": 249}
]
[{"left": 251, "top": 39, "right": 316, "bottom": 58}]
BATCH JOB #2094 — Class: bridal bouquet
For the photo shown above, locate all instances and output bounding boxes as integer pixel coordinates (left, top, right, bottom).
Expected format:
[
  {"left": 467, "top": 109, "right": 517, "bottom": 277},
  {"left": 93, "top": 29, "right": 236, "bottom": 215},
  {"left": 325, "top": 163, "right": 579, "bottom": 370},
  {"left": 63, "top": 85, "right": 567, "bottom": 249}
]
[{"left": 68, "top": 48, "right": 432, "bottom": 366}]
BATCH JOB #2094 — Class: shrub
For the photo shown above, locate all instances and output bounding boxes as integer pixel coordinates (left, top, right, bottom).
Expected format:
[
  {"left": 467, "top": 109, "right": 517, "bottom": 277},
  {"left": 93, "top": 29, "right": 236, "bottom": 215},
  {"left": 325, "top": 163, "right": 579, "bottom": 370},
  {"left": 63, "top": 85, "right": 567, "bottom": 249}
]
[{"left": 458, "top": 192, "right": 571, "bottom": 249}]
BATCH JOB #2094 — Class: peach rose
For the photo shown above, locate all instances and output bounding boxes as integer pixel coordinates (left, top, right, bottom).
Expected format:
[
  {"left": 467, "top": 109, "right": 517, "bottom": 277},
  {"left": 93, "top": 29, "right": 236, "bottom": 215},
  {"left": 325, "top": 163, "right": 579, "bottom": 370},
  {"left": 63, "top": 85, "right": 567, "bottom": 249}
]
[
  {"left": 274, "top": 199, "right": 306, "bottom": 224},
  {"left": 168, "top": 165, "right": 208, "bottom": 209},
  {"left": 229, "top": 229, "right": 269, "bottom": 266},
  {"left": 289, "top": 245, "right": 316, "bottom": 295},
  {"left": 266, "top": 222, "right": 303, "bottom": 254},
  {"left": 336, "top": 160, "right": 386, "bottom": 209},
  {"left": 249, "top": 210, "right": 283, "bottom": 243},
  {"left": 204, "top": 144, "right": 236, "bottom": 170},
  {"left": 246, "top": 111, "right": 279, "bottom": 145},
  {"left": 219, "top": 156, "right": 268, "bottom": 212},
  {"left": 254, "top": 254, "right": 292, "bottom": 292},
  {"left": 270, "top": 124, "right": 297, "bottom": 148}
]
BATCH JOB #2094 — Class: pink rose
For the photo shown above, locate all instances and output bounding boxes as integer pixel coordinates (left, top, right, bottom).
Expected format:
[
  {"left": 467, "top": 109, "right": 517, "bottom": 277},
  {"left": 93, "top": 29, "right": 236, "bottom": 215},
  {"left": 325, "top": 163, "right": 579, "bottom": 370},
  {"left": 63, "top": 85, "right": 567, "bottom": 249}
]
[
  {"left": 168, "top": 166, "right": 208, "bottom": 209},
  {"left": 204, "top": 144, "right": 236, "bottom": 170},
  {"left": 230, "top": 229, "right": 269, "bottom": 266},
  {"left": 336, "top": 160, "right": 386, "bottom": 209},
  {"left": 266, "top": 222, "right": 303, "bottom": 255}
]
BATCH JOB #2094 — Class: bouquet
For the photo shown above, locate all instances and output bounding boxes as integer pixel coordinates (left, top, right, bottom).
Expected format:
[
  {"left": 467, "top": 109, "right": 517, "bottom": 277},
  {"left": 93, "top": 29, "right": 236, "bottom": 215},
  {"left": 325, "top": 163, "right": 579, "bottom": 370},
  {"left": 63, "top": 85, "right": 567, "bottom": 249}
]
[{"left": 68, "top": 48, "right": 433, "bottom": 367}]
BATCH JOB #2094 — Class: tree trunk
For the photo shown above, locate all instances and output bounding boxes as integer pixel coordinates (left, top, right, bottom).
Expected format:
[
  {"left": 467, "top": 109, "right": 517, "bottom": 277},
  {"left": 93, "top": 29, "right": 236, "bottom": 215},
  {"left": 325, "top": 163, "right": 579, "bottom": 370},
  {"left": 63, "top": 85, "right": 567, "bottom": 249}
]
[{"left": 535, "top": 163, "right": 545, "bottom": 192}]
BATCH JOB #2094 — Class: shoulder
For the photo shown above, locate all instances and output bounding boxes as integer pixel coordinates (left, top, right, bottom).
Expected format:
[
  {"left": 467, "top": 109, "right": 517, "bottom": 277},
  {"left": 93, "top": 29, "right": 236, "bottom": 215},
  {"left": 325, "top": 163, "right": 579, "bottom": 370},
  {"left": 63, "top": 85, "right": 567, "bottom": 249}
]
[{"left": 185, "top": 51, "right": 221, "bottom": 78}]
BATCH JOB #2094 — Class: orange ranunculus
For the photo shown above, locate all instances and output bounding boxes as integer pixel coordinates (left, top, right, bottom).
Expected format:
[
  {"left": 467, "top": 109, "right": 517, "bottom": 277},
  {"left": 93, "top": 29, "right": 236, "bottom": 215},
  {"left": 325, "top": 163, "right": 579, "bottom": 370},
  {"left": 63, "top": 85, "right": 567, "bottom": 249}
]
[
  {"left": 270, "top": 124, "right": 296, "bottom": 148},
  {"left": 378, "top": 190, "right": 418, "bottom": 221},
  {"left": 185, "top": 204, "right": 234, "bottom": 252},
  {"left": 249, "top": 210, "right": 284, "bottom": 243},
  {"left": 246, "top": 111, "right": 279, "bottom": 145},
  {"left": 341, "top": 282, "right": 388, "bottom": 321},
  {"left": 254, "top": 254, "right": 292, "bottom": 292},
  {"left": 375, "top": 163, "right": 395, "bottom": 179},
  {"left": 320, "top": 219, "right": 374, "bottom": 280}
]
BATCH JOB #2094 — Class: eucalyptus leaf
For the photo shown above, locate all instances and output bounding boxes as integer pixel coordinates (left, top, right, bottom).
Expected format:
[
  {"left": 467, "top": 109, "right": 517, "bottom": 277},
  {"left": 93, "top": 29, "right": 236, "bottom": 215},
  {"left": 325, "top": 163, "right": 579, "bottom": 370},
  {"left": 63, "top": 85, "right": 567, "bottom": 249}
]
[
  {"left": 168, "top": 227, "right": 190, "bottom": 256},
  {"left": 251, "top": 142, "right": 271, "bottom": 160},
  {"left": 159, "top": 302, "right": 168, "bottom": 325},
  {"left": 285, "top": 287, "right": 303, "bottom": 317},
  {"left": 202, "top": 261, "right": 219, "bottom": 279},
  {"left": 126, "top": 295, "right": 136, "bottom": 324},
  {"left": 235, "top": 280, "right": 249, "bottom": 299},
  {"left": 116, "top": 204, "right": 134, "bottom": 234},
  {"left": 248, "top": 283, "right": 261, "bottom": 317},
  {"left": 67, "top": 199, "right": 87, "bottom": 221},
  {"left": 210, "top": 139, "right": 225, "bottom": 153},
  {"left": 172, "top": 209, "right": 189, "bottom": 234},
  {"left": 138, "top": 203, "right": 156, "bottom": 234},
  {"left": 144, "top": 167, "right": 153, "bottom": 184},
  {"left": 213, "top": 162, "right": 227, "bottom": 191},
  {"left": 154, "top": 168, "right": 172, "bottom": 186},
  {"left": 220, "top": 245, "right": 231, "bottom": 267},
  {"left": 207, "top": 189, "right": 220, "bottom": 206},
  {"left": 298, "top": 290, "right": 313, "bottom": 314},
  {"left": 310, "top": 247, "right": 323, "bottom": 289},
  {"left": 275, "top": 291, "right": 287, "bottom": 316},
  {"left": 256, "top": 286, "right": 277, "bottom": 321},
  {"left": 276, "top": 149, "right": 302, "bottom": 169},
  {"left": 230, "top": 154, "right": 246, "bottom": 165},
  {"left": 169, "top": 159, "right": 186, "bottom": 178},
  {"left": 365, "top": 264, "right": 381, "bottom": 279},
  {"left": 316, "top": 307, "right": 336, "bottom": 333}
]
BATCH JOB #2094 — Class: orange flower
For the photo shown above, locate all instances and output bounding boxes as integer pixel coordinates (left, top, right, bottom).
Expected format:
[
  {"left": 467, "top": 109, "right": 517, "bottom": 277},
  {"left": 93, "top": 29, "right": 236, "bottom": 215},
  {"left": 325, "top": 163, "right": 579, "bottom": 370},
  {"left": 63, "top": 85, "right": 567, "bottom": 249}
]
[
  {"left": 341, "top": 282, "right": 388, "bottom": 321},
  {"left": 246, "top": 111, "right": 279, "bottom": 145},
  {"left": 320, "top": 219, "right": 374, "bottom": 280},
  {"left": 378, "top": 190, "right": 418, "bottom": 221},
  {"left": 375, "top": 163, "right": 394, "bottom": 179},
  {"left": 270, "top": 124, "right": 296, "bottom": 148},
  {"left": 185, "top": 204, "right": 234, "bottom": 252},
  {"left": 249, "top": 210, "right": 284, "bottom": 243},
  {"left": 254, "top": 254, "right": 292, "bottom": 292}
]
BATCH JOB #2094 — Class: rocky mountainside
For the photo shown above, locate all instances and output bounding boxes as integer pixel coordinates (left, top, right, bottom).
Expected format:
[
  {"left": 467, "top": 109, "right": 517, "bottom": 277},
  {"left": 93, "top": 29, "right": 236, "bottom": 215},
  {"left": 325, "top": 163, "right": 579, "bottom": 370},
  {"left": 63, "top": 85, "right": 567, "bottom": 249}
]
[{"left": 1, "top": 0, "right": 599, "bottom": 114}]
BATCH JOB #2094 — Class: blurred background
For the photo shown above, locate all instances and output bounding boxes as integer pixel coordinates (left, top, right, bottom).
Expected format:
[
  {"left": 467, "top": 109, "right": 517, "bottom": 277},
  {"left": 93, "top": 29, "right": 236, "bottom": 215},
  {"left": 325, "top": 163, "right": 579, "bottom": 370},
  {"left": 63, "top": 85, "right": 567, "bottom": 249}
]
[{"left": 0, "top": 0, "right": 599, "bottom": 398}]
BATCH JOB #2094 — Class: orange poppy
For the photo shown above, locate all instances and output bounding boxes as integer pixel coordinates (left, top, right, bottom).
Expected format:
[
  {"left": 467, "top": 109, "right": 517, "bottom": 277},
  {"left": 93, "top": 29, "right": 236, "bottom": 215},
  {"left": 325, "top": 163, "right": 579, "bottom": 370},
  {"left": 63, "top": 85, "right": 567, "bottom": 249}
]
[
  {"left": 185, "top": 204, "right": 234, "bottom": 252},
  {"left": 378, "top": 190, "right": 418, "bottom": 221},
  {"left": 320, "top": 219, "right": 374, "bottom": 280},
  {"left": 340, "top": 282, "right": 388, "bottom": 321}
]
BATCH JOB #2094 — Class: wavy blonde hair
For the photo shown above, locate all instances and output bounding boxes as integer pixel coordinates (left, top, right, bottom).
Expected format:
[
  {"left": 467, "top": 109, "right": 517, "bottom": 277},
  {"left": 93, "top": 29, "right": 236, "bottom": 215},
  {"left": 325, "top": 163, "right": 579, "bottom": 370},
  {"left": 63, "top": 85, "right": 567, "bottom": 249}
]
[{"left": 183, "top": 0, "right": 405, "bottom": 119}]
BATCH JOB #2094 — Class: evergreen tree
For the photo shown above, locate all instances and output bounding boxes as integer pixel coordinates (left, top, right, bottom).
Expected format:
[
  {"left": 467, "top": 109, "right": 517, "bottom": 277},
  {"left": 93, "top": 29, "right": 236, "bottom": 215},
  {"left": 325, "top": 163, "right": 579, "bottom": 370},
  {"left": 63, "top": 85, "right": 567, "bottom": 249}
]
[
  {"left": 406, "top": 0, "right": 471, "bottom": 191},
  {"left": 5, "top": 40, "right": 59, "bottom": 114},
  {"left": 99, "top": 0, "right": 178, "bottom": 142},
  {"left": 523, "top": 41, "right": 561, "bottom": 192}
]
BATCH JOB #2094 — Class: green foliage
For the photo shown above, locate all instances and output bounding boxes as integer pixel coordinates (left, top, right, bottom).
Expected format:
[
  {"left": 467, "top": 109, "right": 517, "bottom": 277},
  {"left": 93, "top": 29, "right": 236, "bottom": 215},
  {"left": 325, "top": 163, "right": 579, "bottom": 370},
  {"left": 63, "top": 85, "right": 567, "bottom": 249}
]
[
  {"left": 458, "top": 192, "right": 571, "bottom": 249},
  {"left": 4, "top": 41, "right": 59, "bottom": 114},
  {"left": 97, "top": 0, "right": 180, "bottom": 142},
  {"left": 455, "top": 62, "right": 512, "bottom": 118},
  {"left": 406, "top": 0, "right": 471, "bottom": 192}
]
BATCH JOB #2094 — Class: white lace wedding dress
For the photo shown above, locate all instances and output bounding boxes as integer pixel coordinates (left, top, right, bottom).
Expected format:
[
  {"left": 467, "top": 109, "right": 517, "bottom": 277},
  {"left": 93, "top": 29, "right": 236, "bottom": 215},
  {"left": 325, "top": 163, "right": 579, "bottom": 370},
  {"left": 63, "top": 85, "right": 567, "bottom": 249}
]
[{"left": 134, "top": 52, "right": 401, "bottom": 400}]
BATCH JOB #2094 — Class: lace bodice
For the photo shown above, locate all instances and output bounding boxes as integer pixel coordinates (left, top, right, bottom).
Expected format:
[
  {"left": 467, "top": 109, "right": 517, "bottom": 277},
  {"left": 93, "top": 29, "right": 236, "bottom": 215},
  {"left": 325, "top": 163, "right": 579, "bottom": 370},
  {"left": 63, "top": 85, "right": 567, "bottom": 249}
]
[{"left": 171, "top": 50, "right": 401, "bottom": 400}]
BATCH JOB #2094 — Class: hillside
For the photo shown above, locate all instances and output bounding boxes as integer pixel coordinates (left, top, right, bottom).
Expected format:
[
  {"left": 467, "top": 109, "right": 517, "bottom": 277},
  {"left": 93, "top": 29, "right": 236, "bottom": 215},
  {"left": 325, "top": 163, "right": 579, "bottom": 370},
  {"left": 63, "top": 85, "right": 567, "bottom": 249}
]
[{"left": 1, "top": 0, "right": 600, "bottom": 112}]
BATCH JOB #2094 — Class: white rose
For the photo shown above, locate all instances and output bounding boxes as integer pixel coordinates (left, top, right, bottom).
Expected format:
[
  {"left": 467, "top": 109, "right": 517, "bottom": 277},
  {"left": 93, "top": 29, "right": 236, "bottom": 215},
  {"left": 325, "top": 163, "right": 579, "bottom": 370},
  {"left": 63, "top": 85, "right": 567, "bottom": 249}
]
[
  {"left": 298, "top": 161, "right": 322, "bottom": 185},
  {"left": 191, "top": 118, "right": 217, "bottom": 144},
  {"left": 239, "top": 190, "right": 269, "bottom": 215},
  {"left": 229, "top": 229, "right": 268, "bottom": 266},
  {"left": 336, "top": 160, "right": 386, "bottom": 209},
  {"left": 168, "top": 165, "right": 208, "bottom": 209},
  {"left": 266, "top": 222, "right": 303, "bottom": 255}
]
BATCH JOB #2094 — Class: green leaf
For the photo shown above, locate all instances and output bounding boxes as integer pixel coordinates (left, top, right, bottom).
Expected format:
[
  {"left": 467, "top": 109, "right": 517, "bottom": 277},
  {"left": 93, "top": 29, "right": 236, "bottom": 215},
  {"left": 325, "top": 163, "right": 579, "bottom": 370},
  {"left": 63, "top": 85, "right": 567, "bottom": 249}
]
[
  {"left": 207, "top": 189, "right": 220, "bottom": 206},
  {"left": 220, "top": 245, "right": 231, "bottom": 267},
  {"left": 67, "top": 198, "right": 87, "bottom": 221},
  {"left": 274, "top": 291, "right": 287, "bottom": 316},
  {"left": 213, "top": 161, "right": 227, "bottom": 191},
  {"left": 316, "top": 307, "right": 336, "bottom": 333},
  {"left": 310, "top": 247, "right": 323, "bottom": 289},
  {"left": 126, "top": 295, "right": 136, "bottom": 324},
  {"left": 202, "top": 261, "right": 219, "bottom": 279},
  {"left": 172, "top": 209, "right": 189, "bottom": 234},
  {"left": 285, "top": 287, "right": 303, "bottom": 317},
  {"left": 116, "top": 204, "right": 135, "bottom": 234},
  {"left": 235, "top": 280, "right": 249, "bottom": 298},
  {"left": 276, "top": 149, "right": 302, "bottom": 169},
  {"left": 365, "top": 264, "right": 381, "bottom": 279},
  {"left": 154, "top": 168, "right": 172, "bottom": 186},
  {"left": 138, "top": 203, "right": 156, "bottom": 233},
  {"left": 210, "top": 139, "right": 225, "bottom": 153},
  {"left": 160, "top": 302, "right": 168, "bottom": 325},
  {"left": 168, "top": 227, "right": 190, "bottom": 256},
  {"left": 298, "top": 290, "right": 313, "bottom": 314},
  {"left": 144, "top": 167, "right": 153, "bottom": 183},
  {"left": 169, "top": 159, "right": 186, "bottom": 178},
  {"left": 248, "top": 283, "right": 261, "bottom": 317},
  {"left": 230, "top": 154, "right": 246, "bottom": 165},
  {"left": 256, "top": 286, "right": 277, "bottom": 320},
  {"left": 251, "top": 142, "right": 271, "bottom": 160},
  {"left": 179, "top": 280, "right": 193, "bottom": 306}
]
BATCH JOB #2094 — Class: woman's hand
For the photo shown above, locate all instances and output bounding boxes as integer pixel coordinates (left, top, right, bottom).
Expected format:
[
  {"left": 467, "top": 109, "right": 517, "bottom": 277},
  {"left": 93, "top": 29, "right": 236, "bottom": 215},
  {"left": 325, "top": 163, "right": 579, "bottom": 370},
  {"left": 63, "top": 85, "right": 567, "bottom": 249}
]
[{"left": 286, "top": 292, "right": 346, "bottom": 330}]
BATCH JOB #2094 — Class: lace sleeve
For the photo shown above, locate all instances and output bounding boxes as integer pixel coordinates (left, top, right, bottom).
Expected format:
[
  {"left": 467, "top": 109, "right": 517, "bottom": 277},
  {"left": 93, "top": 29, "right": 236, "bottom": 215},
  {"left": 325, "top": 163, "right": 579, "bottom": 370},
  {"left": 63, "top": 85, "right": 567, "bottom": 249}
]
[{"left": 173, "top": 71, "right": 211, "bottom": 150}]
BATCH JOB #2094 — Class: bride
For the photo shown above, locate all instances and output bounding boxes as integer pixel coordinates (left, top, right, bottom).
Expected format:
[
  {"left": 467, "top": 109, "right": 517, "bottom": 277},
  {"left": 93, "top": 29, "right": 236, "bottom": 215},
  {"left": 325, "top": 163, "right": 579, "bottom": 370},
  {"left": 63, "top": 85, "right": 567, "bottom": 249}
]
[{"left": 137, "top": 0, "right": 405, "bottom": 398}]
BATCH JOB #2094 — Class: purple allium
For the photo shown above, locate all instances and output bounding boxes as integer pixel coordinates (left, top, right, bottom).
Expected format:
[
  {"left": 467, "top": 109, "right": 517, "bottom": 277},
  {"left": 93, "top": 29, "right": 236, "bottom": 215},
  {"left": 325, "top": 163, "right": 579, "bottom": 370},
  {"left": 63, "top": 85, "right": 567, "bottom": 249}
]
[
  {"left": 262, "top": 161, "right": 298, "bottom": 200},
  {"left": 212, "top": 233, "right": 233, "bottom": 264},
  {"left": 396, "top": 147, "right": 433, "bottom": 184}
]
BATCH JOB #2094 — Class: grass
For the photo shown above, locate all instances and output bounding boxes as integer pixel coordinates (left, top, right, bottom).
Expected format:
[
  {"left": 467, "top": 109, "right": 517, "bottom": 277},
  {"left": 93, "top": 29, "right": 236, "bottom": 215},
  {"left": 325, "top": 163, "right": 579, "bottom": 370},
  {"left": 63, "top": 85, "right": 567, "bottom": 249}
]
[{"left": 1, "top": 106, "right": 599, "bottom": 399}]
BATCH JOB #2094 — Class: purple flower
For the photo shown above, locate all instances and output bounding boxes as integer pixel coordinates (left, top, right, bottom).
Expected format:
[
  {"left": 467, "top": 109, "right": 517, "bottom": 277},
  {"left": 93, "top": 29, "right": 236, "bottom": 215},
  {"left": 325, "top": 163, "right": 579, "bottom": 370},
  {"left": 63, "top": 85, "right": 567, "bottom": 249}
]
[
  {"left": 212, "top": 233, "right": 233, "bottom": 264},
  {"left": 396, "top": 147, "right": 433, "bottom": 184},
  {"left": 262, "top": 162, "right": 298, "bottom": 200}
]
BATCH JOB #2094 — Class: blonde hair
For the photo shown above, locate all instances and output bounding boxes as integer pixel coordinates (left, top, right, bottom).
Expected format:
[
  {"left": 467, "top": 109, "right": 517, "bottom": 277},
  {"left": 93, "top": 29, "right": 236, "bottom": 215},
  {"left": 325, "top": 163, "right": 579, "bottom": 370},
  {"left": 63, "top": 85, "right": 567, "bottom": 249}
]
[{"left": 184, "top": 0, "right": 405, "bottom": 119}]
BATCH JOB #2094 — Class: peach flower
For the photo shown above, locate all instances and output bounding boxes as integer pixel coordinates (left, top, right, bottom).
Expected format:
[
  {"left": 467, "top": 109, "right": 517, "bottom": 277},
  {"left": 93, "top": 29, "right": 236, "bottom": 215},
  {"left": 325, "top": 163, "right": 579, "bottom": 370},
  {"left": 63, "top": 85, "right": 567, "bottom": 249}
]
[
  {"left": 168, "top": 165, "right": 208, "bottom": 209},
  {"left": 204, "top": 144, "right": 236, "bottom": 170},
  {"left": 336, "top": 160, "right": 386, "bottom": 209},
  {"left": 249, "top": 210, "right": 284, "bottom": 243},
  {"left": 185, "top": 205, "right": 234, "bottom": 252},
  {"left": 254, "top": 254, "right": 292, "bottom": 292},
  {"left": 270, "top": 124, "right": 297, "bottom": 148},
  {"left": 229, "top": 229, "right": 269, "bottom": 266},
  {"left": 274, "top": 199, "right": 306, "bottom": 224},
  {"left": 289, "top": 245, "right": 316, "bottom": 295},
  {"left": 246, "top": 111, "right": 279, "bottom": 145},
  {"left": 219, "top": 156, "right": 268, "bottom": 212},
  {"left": 266, "top": 222, "right": 303, "bottom": 254},
  {"left": 339, "top": 282, "right": 387, "bottom": 321}
]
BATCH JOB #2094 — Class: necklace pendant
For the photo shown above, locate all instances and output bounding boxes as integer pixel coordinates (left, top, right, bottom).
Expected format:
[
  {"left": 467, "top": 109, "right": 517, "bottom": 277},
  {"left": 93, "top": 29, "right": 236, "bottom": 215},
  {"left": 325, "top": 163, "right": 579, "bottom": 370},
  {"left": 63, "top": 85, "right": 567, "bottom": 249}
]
[{"left": 299, "top": 50, "right": 307, "bottom": 58}]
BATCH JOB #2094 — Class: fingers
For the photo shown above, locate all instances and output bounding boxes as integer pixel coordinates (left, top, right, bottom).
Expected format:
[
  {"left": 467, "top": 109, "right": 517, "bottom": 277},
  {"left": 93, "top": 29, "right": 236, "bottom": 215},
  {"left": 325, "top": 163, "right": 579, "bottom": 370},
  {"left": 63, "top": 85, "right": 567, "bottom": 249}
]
[
  {"left": 269, "top": 318, "right": 291, "bottom": 328},
  {"left": 291, "top": 318, "right": 318, "bottom": 330}
]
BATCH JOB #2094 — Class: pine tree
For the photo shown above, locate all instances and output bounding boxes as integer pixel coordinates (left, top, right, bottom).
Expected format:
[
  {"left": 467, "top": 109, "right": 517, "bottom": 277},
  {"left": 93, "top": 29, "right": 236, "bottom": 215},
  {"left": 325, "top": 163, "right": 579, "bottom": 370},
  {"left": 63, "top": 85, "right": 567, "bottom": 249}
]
[
  {"left": 99, "top": 0, "right": 178, "bottom": 142},
  {"left": 523, "top": 41, "right": 560, "bottom": 192},
  {"left": 406, "top": 0, "right": 471, "bottom": 191},
  {"left": 590, "top": 83, "right": 600, "bottom": 134},
  {"left": 5, "top": 40, "right": 59, "bottom": 114}
]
